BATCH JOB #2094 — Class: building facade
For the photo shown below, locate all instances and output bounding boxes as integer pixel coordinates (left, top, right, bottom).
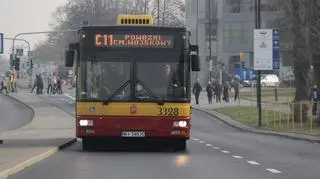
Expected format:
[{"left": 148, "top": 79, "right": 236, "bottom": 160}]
[{"left": 186, "top": 0, "right": 283, "bottom": 85}]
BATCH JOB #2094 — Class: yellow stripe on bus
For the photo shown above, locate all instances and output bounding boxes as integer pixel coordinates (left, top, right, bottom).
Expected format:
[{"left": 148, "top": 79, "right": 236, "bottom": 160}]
[{"left": 76, "top": 102, "right": 190, "bottom": 117}]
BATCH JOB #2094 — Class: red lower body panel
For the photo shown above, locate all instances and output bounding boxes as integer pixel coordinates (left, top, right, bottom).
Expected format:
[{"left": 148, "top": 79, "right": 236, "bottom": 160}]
[{"left": 76, "top": 116, "right": 190, "bottom": 139}]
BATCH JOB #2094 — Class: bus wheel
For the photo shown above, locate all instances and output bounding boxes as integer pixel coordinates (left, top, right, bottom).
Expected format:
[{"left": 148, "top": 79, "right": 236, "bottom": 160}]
[
  {"left": 82, "top": 138, "right": 93, "bottom": 151},
  {"left": 174, "top": 139, "right": 187, "bottom": 151}
]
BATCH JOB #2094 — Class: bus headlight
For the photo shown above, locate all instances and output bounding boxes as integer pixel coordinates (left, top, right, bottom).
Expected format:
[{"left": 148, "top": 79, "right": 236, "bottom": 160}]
[
  {"left": 173, "top": 121, "right": 187, "bottom": 127},
  {"left": 79, "top": 120, "right": 93, "bottom": 126}
]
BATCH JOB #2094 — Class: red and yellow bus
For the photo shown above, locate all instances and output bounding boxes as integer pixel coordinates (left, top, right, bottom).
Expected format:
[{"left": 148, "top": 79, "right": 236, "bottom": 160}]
[{"left": 65, "top": 14, "right": 200, "bottom": 151}]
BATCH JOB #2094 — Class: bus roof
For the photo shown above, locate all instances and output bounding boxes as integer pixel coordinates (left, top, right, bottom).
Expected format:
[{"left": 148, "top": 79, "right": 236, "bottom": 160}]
[
  {"left": 116, "top": 14, "right": 154, "bottom": 26},
  {"left": 80, "top": 25, "right": 186, "bottom": 32}
]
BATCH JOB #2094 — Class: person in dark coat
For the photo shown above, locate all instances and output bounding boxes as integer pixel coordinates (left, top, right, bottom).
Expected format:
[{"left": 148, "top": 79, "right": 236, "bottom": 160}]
[
  {"left": 311, "top": 85, "right": 319, "bottom": 116},
  {"left": 223, "top": 82, "right": 230, "bottom": 102},
  {"left": 215, "top": 82, "right": 221, "bottom": 102},
  {"left": 36, "top": 74, "right": 44, "bottom": 95},
  {"left": 206, "top": 81, "right": 214, "bottom": 104},
  {"left": 193, "top": 79, "right": 202, "bottom": 105},
  {"left": 31, "top": 75, "right": 38, "bottom": 93},
  {"left": 234, "top": 82, "right": 239, "bottom": 102}
]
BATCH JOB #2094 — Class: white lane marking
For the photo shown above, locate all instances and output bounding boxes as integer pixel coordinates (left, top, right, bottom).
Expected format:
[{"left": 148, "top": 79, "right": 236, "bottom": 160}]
[
  {"left": 199, "top": 141, "right": 205, "bottom": 144},
  {"left": 221, "top": 150, "right": 230, "bottom": 154},
  {"left": 247, "top": 161, "right": 260, "bottom": 165},
  {"left": 232, "top": 155, "right": 243, "bottom": 159},
  {"left": 64, "top": 93, "right": 76, "bottom": 101},
  {"left": 266, "top": 168, "right": 282, "bottom": 174},
  {"left": 205, "top": 144, "right": 213, "bottom": 147},
  {"left": 193, "top": 138, "right": 199, "bottom": 141},
  {"left": 213, "top": 147, "right": 220, "bottom": 150}
]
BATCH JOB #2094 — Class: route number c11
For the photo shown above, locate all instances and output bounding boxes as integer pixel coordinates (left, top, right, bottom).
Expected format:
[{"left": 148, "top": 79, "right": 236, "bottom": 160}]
[{"left": 158, "top": 107, "right": 179, "bottom": 116}]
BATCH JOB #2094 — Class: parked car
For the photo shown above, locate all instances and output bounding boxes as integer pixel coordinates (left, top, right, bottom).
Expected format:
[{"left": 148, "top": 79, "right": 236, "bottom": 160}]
[{"left": 261, "top": 74, "right": 279, "bottom": 87}]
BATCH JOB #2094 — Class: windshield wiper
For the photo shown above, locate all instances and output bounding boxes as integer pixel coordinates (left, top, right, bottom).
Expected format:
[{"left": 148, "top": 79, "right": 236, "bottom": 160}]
[
  {"left": 102, "top": 80, "right": 130, "bottom": 105},
  {"left": 136, "top": 80, "right": 165, "bottom": 105}
]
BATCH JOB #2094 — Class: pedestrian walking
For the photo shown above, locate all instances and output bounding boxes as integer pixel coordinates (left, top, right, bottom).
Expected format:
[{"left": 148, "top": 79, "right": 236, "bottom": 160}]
[
  {"left": 311, "top": 85, "right": 319, "bottom": 116},
  {"left": 206, "top": 81, "right": 214, "bottom": 104},
  {"left": 215, "top": 82, "right": 221, "bottom": 102},
  {"left": 193, "top": 79, "right": 202, "bottom": 105},
  {"left": 47, "top": 74, "right": 53, "bottom": 94}
]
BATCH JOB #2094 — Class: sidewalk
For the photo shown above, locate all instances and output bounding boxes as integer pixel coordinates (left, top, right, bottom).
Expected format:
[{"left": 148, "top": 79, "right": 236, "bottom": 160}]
[
  {"left": 191, "top": 92, "right": 320, "bottom": 143},
  {"left": 193, "top": 93, "right": 290, "bottom": 113},
  {"left": 0, "top": 89, "right": 76, "bottom": 179}
]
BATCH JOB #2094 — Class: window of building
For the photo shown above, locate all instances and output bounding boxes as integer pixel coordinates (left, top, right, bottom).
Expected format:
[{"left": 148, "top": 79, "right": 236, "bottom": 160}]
[
  {"left": 249, "top": 0, "right": 281, "bottom": 12},
  {"left": 205, "top": 0, "right": 217, "bottom": 17},
  {"left": 223, "top": 22, "right": 250, "bottom": 45},
  {"left": 226, "top": 0, "right": 244, "bottom": 13}
]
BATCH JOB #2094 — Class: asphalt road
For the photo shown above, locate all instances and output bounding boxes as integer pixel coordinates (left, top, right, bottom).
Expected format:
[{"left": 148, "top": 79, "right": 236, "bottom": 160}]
[
  {"left": 39, "top": 94, "right": 75, "bottom": 116},
  {"left": 7, "top": 95, "right": 320, "bottom": 179},
  {"left": 0, "top": 94, "right": 33, "bottom": 132}
]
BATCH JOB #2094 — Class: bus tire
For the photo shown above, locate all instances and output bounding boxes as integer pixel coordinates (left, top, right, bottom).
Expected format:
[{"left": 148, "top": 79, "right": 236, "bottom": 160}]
[
  {"left": 174, "top": 139, "right": 187, "bottom": 151},
  {"left": 82, "top": 138, "right": 93, "bottom": 151}
]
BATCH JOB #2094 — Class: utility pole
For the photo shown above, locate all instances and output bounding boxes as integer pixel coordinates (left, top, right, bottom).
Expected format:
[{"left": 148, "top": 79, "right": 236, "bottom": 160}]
[
  {"left": 157, "top": 0, "right": 160, "bottom": 25},
  {"left": 144, "top": 0, "right": 147, "bottom": 14},
  {"left": 255, "top": 0, "right": 262, "bottom": 127},
  {"left": 196, "top": 0, "right": 199, "bottom": 80},
  {"left": 162, "top": 0, "right": 166, "bottom": 26},
  {"left": 208, "top": 0, "right": 212, "bottom": 80},
  {"left": 125, "top": 0, "right": 128, "bottom": 14}
]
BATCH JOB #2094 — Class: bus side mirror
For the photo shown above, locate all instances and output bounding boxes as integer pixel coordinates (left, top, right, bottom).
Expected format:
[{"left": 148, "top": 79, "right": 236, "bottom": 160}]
[
  {"left": 190, "top": 45, "right": 200, "bottom": 71},
  {"left": 191, "top": 54, "right": 200, "bottom": 71},
  {"left": 65, "top": 50, "right": 74, "bottom": 67}
]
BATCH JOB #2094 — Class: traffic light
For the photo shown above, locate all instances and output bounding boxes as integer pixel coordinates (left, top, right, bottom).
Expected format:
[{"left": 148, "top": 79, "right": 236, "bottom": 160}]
[
  {"left": 239, "top": 52, "right": 245, "bottom": 69},
  {"left": 14, "top": 57, "right": 20, "bottom": 71},
  {"left": 241, "top": 61, "right": 245, "bottom": 69},
  {"left": 10, "top": 59, "right": 14, "bottom": 67},
  {"left": 30, "top": 59, "right": 33, "bottom": 69}
]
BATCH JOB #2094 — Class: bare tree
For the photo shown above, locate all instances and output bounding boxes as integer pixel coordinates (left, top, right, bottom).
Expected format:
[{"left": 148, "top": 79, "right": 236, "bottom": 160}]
[
  {"left": 33, "top": 0, "right": 185, "bottom": 64},
  {"left": 279, "top": 0, "right": 320, "bottom": 122},
  {"left": 149, "top": 0, "right": 185, "bottom": 26}
]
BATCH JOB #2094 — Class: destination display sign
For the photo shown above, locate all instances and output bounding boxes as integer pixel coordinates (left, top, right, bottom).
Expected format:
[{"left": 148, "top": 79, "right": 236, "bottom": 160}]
[{"left": 94, "top": 34, "right": 174, "bottom": 48}]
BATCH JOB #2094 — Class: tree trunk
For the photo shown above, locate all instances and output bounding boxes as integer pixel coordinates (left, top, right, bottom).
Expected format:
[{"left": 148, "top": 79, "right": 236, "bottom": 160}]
[
  {"left": 292, "top": 26, "right": 310, "bottom": 123},
  {"left": 313, "top": 54, "right": 320, "bottom": 87}
]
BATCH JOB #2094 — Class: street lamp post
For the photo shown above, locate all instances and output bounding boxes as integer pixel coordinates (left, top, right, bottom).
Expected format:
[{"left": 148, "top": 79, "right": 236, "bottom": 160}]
[
  {"left": 255, "top": 0, "right": 262, "bottom": 127},
  {"left": 208, "top": 0, "right": 212, "bottom": 80},
  {"left": 157, "top": 0, "right": 160, "bottom": 25},
  {"left": 196, "top": 0, "right": 199, "bottom": 80},
  {"left": 5, "top": 38, "right": 31, "bottom": 53},
  {"left": 10, "top": 30, "right": 78, "bottom": 75}
]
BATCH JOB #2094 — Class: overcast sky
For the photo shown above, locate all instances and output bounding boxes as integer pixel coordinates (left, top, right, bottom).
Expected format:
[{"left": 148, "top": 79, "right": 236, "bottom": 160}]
[{"left": 0, "top": 0, "right": 67, "bottom": 57}]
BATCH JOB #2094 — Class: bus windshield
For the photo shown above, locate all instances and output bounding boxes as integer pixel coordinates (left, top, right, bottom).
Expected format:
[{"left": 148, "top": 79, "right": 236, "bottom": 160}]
[{"left": 79, "top": 53, "right": 189, "bottom": 102}]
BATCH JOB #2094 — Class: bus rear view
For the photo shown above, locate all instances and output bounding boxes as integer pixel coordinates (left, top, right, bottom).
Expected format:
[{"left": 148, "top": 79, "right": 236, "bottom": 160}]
[{"left": 65, "top": 15, "right": 200, "bottom": 151}]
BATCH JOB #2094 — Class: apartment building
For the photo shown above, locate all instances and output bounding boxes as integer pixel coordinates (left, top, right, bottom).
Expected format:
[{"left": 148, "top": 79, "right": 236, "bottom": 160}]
[{"left": 186, "top": 0, "right": 283, "bottom": 85}]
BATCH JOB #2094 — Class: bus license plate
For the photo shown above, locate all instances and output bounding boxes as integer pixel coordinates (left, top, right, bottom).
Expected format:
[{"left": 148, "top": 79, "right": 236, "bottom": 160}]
[{"left": 121, "top": 131, "right": 145, "bottom": 137}]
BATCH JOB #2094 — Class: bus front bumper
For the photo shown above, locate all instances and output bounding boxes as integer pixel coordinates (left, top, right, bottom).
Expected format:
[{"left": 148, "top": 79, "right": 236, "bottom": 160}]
[{"left": 77, "top": 127, "right": 190, "bottom": 139}]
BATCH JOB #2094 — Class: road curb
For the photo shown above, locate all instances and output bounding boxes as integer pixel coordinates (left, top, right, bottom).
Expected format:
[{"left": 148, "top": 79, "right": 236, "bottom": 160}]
[
  {"left": 0, "top": 138, "right": 77, "bottom": 179},
  {"left": 0, "top": 94, "right": 35, "bottom": 137},
  {"left": 192, "top": 107, "right": 320, "bottom": 143},
  {"left": 4, "top": 94, "right": 35, "bottom": 121}
]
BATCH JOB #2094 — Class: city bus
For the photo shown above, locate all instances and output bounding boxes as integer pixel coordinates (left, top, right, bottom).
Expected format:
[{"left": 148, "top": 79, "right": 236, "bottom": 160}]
[{"left": 65, "top": 14, "right": 200, "bottom": 151}]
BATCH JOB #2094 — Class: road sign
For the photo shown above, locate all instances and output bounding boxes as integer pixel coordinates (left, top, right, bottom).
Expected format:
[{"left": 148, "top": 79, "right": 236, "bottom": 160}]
[
  {"left": 253, "top": 29, "right": 280, "bottom": 70},
  {"left": 0, "top": 33, "right": 3, "bottom": 54},
  {"left": 233, "top": 68, "right": 257, "bottom": 81}
]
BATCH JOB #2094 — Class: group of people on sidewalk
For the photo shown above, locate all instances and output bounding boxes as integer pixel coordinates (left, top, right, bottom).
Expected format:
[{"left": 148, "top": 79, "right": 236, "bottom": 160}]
[
  {"left": 31, "top": 73, "right": 63, "bottom": 95},
  {"left": 192, "top": 79, "right": 240, "bottom": 105},
  {"left": 0, "top": 72, "right": 17, "bottom": 94}
]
